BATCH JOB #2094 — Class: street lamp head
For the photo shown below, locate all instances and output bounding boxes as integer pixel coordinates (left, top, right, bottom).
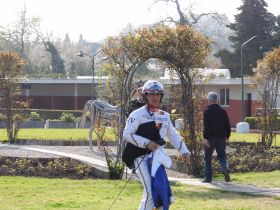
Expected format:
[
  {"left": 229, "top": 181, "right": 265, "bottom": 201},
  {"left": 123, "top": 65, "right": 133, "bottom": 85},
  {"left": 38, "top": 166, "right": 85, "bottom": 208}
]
[
  {"left": 101, "top": 56, "right": 109, "bottom": 61},
  {"left": 77, "top": 51, "right": 84, "bottom": 57}
]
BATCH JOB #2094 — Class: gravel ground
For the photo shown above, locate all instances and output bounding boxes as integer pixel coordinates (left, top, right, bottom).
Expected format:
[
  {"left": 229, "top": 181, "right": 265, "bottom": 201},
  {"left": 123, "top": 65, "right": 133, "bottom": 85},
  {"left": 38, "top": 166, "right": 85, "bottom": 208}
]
[
  {"left": 0, "top": 144, "right": 190, "bottom": 178},
  {"left": 0, "top": 146, "right": 61, "bottom": 158}
]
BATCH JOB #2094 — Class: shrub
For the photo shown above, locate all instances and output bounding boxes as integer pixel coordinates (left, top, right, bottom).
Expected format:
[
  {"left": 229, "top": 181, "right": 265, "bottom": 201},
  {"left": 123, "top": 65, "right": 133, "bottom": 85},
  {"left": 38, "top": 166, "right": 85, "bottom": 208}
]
[
  {"left": 172, "top": 143, "right": 280, "bottom": 175},
  {"left": 33, "top": 109, "right": 82, "bottom": 120},
  {"left": 0, "top": 113, "right": 6, "bottom": 121},
  {"left": 60, "top": 112, "right": 75, "bottom": 122},
  {"left": 29, "top": 112, "right": 42, "bottom": 121},
  {"left": 245, "top": 117, "right": 280, "bottom": 130},
  {"left": 0, "top": 157, "right": 98, "bottom": 178},
  {"left": 245, "top": 117, "right": 258, "bottom": 129},
  {"left": 107, "top": 159, "right": 125, "bottom": 179},
  {"left": 86, "top": 111, "right": 91, "bottom": 121},
  {"left": 212, "top": 144, "right": 280, "bottom": 173}
]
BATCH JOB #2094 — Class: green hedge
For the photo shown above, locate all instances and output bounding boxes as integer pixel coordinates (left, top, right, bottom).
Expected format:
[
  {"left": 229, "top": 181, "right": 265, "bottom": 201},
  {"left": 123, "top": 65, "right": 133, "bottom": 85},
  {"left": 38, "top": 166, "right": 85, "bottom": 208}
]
[
  {"left": 245, "top": 117, "right": 280, "bottom": 130},
  {"left": 245, "top": 117, "right": 259, "bottom": 129},
  {"left": 0, "top": 108, "right": 83, "bottom": 120},
  {"left": 30, "top": 109, "right": 83, "bottom": 120}
]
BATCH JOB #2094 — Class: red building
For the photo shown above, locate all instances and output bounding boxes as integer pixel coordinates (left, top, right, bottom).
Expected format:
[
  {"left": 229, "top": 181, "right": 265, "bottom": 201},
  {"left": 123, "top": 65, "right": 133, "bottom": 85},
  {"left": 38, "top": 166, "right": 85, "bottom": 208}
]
[{"left": 19, "top": 70, "right": 260, "bottom": 126}]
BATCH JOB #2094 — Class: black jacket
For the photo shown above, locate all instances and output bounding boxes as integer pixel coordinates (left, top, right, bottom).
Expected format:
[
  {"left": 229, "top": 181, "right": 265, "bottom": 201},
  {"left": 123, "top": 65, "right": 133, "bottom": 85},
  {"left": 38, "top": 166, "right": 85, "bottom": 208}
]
[
  {"left": 203, "top": 104, "right": 231, "bottom": 139},
  {"left": 122, "top": 121, "right": 163, "bottom": 169},
  {"left": 128, "top": 98, "right": 146, "bottom": 114}
]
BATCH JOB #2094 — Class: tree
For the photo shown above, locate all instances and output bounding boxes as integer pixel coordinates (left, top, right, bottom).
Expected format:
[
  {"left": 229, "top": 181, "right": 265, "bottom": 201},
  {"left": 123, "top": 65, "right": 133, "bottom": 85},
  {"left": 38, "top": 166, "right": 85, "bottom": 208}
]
[
  {"left": 217, "top": 0, "right": 279, "bottom": 77},
  {"left": 76, "top": 36, "right": 102, "bottom": 76},
  {"left": 103, "top": 24, "right": 210, "bottom": 176},
  {"left": 252, "top": 48, "right": 280, "bottom": 146},
  {"left": 0, "top": 52, "right": 28, "bottom": 143},
  {"left": 101, "top": 34, "right": 145, "bottom": 178},
  {"left": 0, "top": 4, "right": 36, "bottom": 57},
  {"left": 273, "top": 15, "right": 280, "bottom": 47},
  {"left": 134, "top": 25, "right": 210, "bottom": 176},
  {"left": 35, "top": 31, "right": 65, "bottom": 75},
  {"left": 103, "top": 33, "right": 145, "bottom": 145},
  {"left": 63, "top": 33, "right": 71, "bottom": 48},
  {"left": 0, "top": 4, "right": 41, "bottom": 74},
  {"left": 135, "top": 62, "right": 149, "bottom": 76},
  {"left": 193, "top": 15, "right": 234, "bottom": 68},
  {"left": 194, "top": 15, "right": 233, "bottom": 54},
  {"left": 153, "top": 0, "right": 233, "bottom": 69},
  {"left": 154, "top": 0, "right": 222, "bottom": 26},
  {"left": 45, "top": 41, "right": 65, "bottom": 74}
]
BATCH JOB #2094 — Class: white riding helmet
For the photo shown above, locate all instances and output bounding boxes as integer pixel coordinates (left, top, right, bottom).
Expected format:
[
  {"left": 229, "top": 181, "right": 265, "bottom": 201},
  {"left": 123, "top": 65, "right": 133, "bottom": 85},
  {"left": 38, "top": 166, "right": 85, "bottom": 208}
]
[{"left": 142, "top": 80, "right": 164, "bottom": 95}]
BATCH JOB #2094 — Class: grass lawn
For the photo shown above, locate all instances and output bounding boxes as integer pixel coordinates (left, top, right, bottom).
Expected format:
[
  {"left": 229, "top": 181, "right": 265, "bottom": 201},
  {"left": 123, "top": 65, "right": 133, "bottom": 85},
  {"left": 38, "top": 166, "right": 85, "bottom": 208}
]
[
  {"left": 0, "top": 176, "right": 279, "bottom": 210},
  {"left": 214, "top": 170, "right": 280, "bottom": 188},
  {"left": 0, "top": 128, "right": 280, "bottom": 146},
  {"left": 0, "top": 128, "right": 115, "bottom": 142},
  {"left": 230, "top": 132, "right": 280, "bottom": 146}
]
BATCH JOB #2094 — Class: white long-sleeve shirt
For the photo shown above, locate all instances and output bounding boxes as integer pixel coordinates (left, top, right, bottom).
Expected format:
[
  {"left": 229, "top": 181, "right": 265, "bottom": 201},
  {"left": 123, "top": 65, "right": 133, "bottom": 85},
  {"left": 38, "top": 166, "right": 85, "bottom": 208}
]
[{"left": 123, "top": 106, "right": 190, "bottom": 155}]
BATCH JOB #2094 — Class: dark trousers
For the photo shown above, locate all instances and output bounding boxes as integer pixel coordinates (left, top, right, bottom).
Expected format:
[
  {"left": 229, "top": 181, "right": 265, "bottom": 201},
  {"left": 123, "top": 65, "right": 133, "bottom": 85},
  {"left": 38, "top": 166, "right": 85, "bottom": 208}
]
[{"left": 204, "top": 137, "right": 228, "bottom": 181}]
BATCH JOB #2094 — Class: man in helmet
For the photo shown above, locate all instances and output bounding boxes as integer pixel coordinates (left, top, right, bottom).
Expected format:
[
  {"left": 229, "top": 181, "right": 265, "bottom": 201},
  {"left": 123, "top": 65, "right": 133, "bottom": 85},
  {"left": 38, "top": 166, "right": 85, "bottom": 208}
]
[{"left": 123, "top": 80, "right": 190, "bottom": 210}]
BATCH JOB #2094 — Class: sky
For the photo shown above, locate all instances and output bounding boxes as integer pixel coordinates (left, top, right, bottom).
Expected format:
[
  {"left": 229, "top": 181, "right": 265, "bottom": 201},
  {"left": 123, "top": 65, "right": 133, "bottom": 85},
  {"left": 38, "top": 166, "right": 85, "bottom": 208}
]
[{"left": 0, "top": 0, "right": 279, "bottom": 42}]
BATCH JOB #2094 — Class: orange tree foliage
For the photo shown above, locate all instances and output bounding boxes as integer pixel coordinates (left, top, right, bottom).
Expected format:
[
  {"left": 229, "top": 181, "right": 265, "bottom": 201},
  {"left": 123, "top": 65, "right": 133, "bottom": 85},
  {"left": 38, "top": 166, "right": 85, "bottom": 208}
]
[
  {"left": 103, "top": 24, "right": 211, "bottom": 176},
  {"left": 252, "top": 47, "right": 280, "bottom": 146},
  {"left": 0, "top": 52, "right": 28, "bottom": 143}
]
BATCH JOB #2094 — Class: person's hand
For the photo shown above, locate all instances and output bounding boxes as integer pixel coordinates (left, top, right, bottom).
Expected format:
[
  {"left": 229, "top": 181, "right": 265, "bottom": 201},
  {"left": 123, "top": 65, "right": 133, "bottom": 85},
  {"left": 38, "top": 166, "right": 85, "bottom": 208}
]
[
  {"left": 203, "top": 139, "right": 210, "bottom": 148},
  {"left": 182, "top": 152, "right": 191, "bottom": 164},
  {"left": 146, "top": 141, "right": 158, "bottom": 151}
]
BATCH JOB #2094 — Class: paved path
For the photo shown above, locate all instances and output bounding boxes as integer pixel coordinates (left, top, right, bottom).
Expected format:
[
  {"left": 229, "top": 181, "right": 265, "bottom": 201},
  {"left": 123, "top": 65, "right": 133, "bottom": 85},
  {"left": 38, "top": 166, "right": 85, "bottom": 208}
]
[
  {"left": 0, "top": 144, "right": 109, "bottom": 171},
  {"left": 169, "top": 177, "right": 280, "bottom": 196},
  {"left": 0, "top": 143, "right": 279, "bottom": 197}
]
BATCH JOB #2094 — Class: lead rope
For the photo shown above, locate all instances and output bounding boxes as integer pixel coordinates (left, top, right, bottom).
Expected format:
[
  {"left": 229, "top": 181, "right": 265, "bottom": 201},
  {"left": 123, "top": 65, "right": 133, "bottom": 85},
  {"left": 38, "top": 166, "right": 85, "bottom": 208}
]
[
  {"left": 108, "top": 152, "right": 148, "bottom": 210},
  {"left": 109, "top": 107, "right": 157, "bottom": 209}
]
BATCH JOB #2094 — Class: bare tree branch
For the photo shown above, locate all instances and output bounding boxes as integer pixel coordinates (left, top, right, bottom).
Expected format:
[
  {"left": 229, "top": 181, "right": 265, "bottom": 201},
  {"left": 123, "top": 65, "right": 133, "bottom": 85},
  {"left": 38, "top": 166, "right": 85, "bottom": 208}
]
[
  {"left": 159, "top": 17, "right": 181, "bottom": 25},
  {"left": 154, "top": 0, "right": 189, "bottom": 25},
  {"left": 189, "top": 11, "right": 223, "bottom": 25},
  {"left": 154, "top": 0, "right": 223, "bottom": 27}
]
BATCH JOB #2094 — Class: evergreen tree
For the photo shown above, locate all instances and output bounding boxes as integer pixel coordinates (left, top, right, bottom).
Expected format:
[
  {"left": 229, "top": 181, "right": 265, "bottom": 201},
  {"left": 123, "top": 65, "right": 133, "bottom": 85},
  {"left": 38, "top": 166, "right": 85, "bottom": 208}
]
[
  {"left": 216, "top": 0, "right": 278, "bottom": 77},
  {"left": 45, "top": 41, "right": 65, "bottom": 74},
  {"left": 78, "top": 34, "right": 85, "bottom": 47},
  {"left": 63, "top": 33, "right": 71, "bottom": 48}
]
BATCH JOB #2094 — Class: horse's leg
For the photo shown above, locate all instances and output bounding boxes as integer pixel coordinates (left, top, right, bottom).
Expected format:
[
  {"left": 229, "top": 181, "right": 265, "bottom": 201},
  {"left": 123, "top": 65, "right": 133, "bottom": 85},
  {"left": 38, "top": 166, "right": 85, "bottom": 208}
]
[
  {"left": 89, "top": 104, "right": 95, "bottom": 152},
  {"left": 89, "top": 125, "right": 94, "bottom": 152},
  {"left": 95, "top": 111, "right": 102, "bottom": 151},
  {"left": 111, "top": 119, "right": 115, "bottom": 128},
  {"left": 97, "top": 117, "right": 101, "bottom": 128}
]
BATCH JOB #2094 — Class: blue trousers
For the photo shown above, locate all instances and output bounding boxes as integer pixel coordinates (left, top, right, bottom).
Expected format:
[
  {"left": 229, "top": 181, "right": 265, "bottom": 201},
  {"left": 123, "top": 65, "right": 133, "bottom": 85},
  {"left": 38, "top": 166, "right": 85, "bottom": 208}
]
[{"left": 204, "top": 137, "right": 228, "bottom": 181}]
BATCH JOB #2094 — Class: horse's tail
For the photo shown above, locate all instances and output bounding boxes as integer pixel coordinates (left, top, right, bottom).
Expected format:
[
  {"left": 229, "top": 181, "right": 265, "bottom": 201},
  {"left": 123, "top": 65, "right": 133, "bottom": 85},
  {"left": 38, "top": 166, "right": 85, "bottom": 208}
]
[{"left": 79, "top": 100, "right": 92, "bottom": 128}]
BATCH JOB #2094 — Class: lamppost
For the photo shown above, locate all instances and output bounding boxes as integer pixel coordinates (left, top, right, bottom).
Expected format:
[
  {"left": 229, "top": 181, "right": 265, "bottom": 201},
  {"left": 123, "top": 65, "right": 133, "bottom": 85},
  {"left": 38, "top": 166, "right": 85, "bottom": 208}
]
[
  {"left": 237, "top": 35, "right": 257, "bottom": 133},
  {"left": 77, "top": 49, "right": 103, "bottom": 99},
  {"left": 241, "top": 35, "right": 257, "bottom": 122}
]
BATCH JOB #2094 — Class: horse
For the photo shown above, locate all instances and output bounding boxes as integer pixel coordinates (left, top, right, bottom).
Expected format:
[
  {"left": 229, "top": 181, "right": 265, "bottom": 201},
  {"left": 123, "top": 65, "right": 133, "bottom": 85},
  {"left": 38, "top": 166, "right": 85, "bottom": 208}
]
[
  {"left": 79, "top": 83, "right": 145, "bottom": 152},
  {"left": 79, "top": 99, "right": 120, "bottom": 151}
]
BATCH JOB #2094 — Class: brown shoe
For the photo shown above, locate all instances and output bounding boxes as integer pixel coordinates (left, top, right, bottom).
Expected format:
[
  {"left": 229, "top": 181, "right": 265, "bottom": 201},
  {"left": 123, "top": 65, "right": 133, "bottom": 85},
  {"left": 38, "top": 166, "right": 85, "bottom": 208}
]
[{"left": 224, "top": 171, "right": 230, "bottom": 182}]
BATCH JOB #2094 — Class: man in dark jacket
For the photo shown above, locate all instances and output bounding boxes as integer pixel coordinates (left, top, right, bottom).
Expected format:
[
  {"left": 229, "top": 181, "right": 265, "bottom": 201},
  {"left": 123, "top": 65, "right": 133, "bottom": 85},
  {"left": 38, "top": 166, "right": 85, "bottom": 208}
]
[
  {"left": 202, "top": 92, "right": 231, "bottom": 183},
  {"left": 128, "top": 87, "right": 146, "bottom": 114}
]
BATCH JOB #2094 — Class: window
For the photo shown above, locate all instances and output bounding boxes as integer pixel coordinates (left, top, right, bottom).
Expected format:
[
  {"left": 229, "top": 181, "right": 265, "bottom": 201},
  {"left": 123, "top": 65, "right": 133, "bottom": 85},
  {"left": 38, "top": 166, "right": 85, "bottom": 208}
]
[{"left": 220, "top": 88, "right": 230, "bottom": 106}]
